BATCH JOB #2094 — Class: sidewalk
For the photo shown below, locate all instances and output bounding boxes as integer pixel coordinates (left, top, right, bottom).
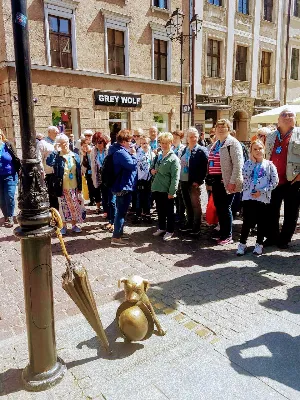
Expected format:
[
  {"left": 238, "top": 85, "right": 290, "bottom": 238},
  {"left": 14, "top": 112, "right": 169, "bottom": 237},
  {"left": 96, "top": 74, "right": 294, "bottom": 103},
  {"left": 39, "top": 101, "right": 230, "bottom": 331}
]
[
  {"left": 0, "top": 203, "right": 300, "bottom": 399},
  {"left": 1, "top": 296, "right": 298, "bottom": 400}
]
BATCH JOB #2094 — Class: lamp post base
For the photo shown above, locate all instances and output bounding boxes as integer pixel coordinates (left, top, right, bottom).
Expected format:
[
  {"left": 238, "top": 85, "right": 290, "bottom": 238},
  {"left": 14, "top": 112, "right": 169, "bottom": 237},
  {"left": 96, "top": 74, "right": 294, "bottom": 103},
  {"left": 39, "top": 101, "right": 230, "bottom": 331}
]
[{"left": 22, "top": 357, "right": 66, "bottom": 392}]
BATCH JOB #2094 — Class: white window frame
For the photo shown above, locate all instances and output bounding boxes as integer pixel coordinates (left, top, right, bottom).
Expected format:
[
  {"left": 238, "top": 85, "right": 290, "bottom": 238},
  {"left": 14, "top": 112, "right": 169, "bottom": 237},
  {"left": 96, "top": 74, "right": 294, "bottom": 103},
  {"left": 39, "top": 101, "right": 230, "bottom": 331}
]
[
  {"left": 44, "top": 0, "right": 79, "bottom": 69},
  {"left": 150, "top": 22, "right": 171, "bottom": 81},
  {"left": 102, "top": 10, "right": 131, "bottom": 76},
  {"left": 151, "top": 0, "right": 170, "bottom": 11}
]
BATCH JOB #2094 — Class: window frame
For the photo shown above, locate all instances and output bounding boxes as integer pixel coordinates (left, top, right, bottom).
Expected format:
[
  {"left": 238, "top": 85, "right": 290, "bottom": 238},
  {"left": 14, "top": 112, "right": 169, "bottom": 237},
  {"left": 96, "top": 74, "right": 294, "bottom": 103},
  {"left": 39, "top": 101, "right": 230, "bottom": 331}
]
[
  {"left": 207, "top": 38, "right": 221, "bottom": 78},
  {"left": 291, "top": 48, "right": 300, "bottom": 80},
  {"left": 104, "top": 13, "right": 130, "bottom": 76},
  {"left": 237, "top": 0, "right": 249, "bottom": 15},
  {"left": 48, "top": 15, "right": 73, "bottom": 69},
  {"left": 152, "top": 0, "right": 170, "bottom": 10},
  {"left": 260, "top": 51, "right": 272, "bottom": 84},
  {"left": 235, "top": 45, "right": 248, "bottom": 81},
  {"left": 107, "top": 28, "right": 126, "bottom": 76},
  {"left": 294, "top": 0, "right": 300, "bottom": 17},
  {"left": 263, "top": 0, "right": 273, "bottom": 22},
  {"left": 151, "top": 23, "right": 171, "bottom": 81},
  {"left": 208, "top": 0, "right": 222, "bottom": 6},
  {"left": 44, "top": 0, "right": 78, "bottom": 69}
]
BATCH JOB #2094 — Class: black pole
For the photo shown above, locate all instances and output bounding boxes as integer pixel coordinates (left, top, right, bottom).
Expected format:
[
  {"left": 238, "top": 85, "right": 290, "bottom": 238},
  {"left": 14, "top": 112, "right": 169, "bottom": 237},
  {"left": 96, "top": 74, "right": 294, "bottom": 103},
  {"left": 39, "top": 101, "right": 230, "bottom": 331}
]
[
  {"left": 11, "top": 0, "right": 66, "bottom": 391},
  {"left": 180, "top": 32, "right": 183, "bottom": 130}
]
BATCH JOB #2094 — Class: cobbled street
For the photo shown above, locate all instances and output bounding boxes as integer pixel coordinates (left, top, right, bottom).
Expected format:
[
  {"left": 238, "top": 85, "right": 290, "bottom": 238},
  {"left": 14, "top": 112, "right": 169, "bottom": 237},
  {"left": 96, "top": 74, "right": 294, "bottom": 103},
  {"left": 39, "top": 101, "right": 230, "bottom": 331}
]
[{"left": 0, "top": 196, "right": 300, "bottom": 399}]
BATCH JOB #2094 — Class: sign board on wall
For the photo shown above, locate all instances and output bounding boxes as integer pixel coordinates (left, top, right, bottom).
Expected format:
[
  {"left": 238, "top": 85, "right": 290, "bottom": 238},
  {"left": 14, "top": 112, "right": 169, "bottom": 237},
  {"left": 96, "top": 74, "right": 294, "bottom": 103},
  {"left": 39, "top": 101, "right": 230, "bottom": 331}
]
[
  {"left": 94, "top": 91, "right": 142, "bottom": 107},
  {"left": 196, "top": 95, "right": 228, "bottom": 105}
]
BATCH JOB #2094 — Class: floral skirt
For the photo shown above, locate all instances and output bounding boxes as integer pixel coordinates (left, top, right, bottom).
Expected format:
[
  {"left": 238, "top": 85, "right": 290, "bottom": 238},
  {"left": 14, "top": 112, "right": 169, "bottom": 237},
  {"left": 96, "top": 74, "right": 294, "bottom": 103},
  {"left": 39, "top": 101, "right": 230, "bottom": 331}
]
[{"left": 58, "top": 188, "right": 84, "bottom": 223}]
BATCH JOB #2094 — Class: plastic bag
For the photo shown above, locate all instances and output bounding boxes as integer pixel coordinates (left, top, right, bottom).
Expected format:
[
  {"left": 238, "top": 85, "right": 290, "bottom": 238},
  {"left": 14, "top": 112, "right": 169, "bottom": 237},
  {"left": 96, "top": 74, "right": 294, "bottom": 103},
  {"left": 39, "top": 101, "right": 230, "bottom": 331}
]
[{"left": 206, "top": 194, "right": 218, "bottom": 225}]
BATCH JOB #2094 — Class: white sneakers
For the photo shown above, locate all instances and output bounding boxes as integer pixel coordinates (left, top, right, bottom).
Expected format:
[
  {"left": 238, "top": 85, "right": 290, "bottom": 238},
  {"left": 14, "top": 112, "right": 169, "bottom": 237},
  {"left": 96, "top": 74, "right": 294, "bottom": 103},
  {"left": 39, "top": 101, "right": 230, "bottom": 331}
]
[
  {"left": 236, "top": 242, "right": 263, "bottom": 256},
  {"left": 253, "top": 243, "right": 263, "bottom": 255},
  {"left": 163, "top": 232, "right": 173, "bottom": 241},
  {"left": 152, "top": 230, "right": 173, "bottom": 241},
  {"left": 153, "top": 229, "right": 166, "bottom": 237},
  {"left": 236, "top": 243, "right": 247, "bottom": 256}
]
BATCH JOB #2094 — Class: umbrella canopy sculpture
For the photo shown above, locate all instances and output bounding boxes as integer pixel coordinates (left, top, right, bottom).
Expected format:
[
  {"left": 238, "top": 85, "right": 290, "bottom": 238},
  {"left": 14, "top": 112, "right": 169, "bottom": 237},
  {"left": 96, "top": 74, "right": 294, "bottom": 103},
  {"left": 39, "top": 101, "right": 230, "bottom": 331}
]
[
  {"left": 50, "top": 208, "right": 111, "bottom": 354},
  {"left": 251, "top": 104, "right": 300, "bottom": 124}
]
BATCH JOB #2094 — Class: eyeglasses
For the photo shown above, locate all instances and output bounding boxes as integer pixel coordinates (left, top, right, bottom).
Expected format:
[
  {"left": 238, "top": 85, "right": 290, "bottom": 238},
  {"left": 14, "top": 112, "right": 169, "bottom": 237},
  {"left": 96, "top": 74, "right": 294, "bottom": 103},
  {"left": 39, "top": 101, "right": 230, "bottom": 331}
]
[
  {"left": 280, "top": 112, "right": 295, "bottom": 118},
  {"left": 133, "top": 135, "right": 140, "bottom": 137}
]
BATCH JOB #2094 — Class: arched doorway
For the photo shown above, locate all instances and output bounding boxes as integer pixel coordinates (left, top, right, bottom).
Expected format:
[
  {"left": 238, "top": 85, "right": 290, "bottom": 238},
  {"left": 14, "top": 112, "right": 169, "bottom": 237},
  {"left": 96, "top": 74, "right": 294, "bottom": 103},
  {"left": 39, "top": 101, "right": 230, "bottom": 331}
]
[{"left": 232, "top": 110, "right": 249, "bottom": 141}]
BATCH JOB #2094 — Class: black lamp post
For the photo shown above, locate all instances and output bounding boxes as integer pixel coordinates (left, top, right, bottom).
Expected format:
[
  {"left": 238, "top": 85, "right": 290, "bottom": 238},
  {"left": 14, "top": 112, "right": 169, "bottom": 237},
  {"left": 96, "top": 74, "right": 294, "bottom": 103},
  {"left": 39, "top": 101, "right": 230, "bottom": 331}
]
[
  {"left": 166, "top": 9, "right": 202, "bottom": 130},
  {"left": 11, "top": 0, "right": 66, "bottom": 391}
]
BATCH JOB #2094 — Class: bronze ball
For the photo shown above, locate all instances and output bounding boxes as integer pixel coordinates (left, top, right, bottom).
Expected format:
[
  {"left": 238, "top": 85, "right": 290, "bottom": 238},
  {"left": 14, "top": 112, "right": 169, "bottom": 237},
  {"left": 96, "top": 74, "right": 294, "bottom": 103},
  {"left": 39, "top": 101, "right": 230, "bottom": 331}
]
[{"left": 118, "top": 305, "right": 149, "bottom": 341}]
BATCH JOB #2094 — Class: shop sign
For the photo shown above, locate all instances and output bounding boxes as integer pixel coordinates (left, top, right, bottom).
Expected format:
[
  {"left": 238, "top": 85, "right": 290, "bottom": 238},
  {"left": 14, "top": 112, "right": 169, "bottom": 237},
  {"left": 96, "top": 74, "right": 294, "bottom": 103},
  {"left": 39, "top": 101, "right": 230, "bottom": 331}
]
[
  {"left": 196, "top": 95, "right": 228, "bottom": 105},
  {"left": 94, "top": 91, "right": 142, "bottom": 107}
]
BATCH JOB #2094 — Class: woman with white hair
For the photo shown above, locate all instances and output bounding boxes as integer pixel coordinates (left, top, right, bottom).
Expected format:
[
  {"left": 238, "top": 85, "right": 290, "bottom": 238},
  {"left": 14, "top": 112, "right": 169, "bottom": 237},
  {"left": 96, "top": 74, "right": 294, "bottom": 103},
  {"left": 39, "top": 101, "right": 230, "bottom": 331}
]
[
  {"left": 151, "top": 132, "right": 180, "bottom": 241},
  {"left": 46, "top": 133, "right": 84, "bottom": 235},
  {"left": 179, "top": 127, "right": 208, "bottom": 236}
]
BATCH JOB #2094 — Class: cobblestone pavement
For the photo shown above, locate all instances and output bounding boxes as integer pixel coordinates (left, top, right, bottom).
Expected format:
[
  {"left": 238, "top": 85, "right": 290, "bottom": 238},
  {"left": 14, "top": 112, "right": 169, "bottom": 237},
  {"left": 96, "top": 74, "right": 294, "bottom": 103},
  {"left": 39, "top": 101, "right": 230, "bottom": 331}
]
[{"left": 0, "top": 195, "right": 300, "bottom": 399}]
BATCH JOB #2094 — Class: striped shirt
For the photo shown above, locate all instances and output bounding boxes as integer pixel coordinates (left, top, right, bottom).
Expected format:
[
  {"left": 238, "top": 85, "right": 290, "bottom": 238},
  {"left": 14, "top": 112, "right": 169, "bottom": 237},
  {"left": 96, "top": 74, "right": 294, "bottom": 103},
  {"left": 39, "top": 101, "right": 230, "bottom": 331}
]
[{"left": 208, "top": 151, "right": 222, "bottom": 175}]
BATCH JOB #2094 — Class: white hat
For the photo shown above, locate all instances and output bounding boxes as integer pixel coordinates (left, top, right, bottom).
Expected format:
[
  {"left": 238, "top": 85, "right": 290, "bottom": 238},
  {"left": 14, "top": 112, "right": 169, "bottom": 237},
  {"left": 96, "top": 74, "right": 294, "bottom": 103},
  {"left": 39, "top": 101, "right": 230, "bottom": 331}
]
[{"left": 83, "top": 129, "right": 93, "bottom": 136}]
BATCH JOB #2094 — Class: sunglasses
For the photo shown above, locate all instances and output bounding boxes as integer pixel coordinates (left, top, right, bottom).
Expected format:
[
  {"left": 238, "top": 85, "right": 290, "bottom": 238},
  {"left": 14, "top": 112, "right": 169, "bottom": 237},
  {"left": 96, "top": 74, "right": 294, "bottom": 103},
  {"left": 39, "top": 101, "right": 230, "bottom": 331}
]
[{"left": 280, "top": 112, "right": 295, "bottom": 118}]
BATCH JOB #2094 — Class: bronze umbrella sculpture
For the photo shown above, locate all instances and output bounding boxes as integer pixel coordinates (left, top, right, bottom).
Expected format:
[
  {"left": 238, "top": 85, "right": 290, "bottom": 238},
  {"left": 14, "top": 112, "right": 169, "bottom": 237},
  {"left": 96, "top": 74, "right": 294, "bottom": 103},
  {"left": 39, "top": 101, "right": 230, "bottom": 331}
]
[{"left": 50, "top": 208, "right": 111, "bottom": 354}]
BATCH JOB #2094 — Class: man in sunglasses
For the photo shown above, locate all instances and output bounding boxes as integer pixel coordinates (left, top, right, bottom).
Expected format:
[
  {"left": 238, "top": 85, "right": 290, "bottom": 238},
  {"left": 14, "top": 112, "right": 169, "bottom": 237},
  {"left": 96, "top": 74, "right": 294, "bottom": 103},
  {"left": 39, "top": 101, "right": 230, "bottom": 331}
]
[{"left": 264, "top": 108, "right": 300, "bottom": 249}]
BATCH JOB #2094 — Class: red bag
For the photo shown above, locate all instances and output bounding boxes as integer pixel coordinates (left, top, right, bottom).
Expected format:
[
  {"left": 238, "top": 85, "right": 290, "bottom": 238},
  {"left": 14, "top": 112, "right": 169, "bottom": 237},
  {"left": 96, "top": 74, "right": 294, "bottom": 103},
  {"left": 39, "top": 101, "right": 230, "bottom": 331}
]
[{"left": 206, "top": 194, "right": 218, "bottom": 225}]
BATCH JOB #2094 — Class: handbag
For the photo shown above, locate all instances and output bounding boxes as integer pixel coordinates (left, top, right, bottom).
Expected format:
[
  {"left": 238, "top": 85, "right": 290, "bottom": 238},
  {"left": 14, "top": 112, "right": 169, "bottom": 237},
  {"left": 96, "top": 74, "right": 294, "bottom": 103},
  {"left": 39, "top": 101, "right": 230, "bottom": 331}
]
[{"left": 206, "top": 194, "right": 218, "bottom": 225}]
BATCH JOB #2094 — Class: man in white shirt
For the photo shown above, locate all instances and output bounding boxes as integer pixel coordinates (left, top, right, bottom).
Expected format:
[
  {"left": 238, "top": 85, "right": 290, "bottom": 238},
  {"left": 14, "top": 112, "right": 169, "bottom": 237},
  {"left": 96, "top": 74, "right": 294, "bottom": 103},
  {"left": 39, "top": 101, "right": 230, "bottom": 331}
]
[{"left": 37, "top": 126, "right": 59, "bottom": 209}]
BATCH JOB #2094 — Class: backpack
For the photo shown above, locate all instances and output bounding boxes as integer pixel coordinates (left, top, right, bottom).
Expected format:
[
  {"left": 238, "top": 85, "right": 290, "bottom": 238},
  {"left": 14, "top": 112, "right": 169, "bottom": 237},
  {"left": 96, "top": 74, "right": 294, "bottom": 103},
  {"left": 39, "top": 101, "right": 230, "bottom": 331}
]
[{"left": 101, "top": 153, "right": 117, "bottom": 188}]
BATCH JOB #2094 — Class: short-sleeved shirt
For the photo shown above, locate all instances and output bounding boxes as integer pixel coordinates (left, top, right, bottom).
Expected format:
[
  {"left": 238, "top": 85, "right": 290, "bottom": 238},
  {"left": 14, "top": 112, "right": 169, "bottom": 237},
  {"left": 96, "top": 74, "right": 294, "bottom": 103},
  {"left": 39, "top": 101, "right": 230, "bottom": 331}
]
[{"left": 270, "top": 132, "right": 292, "bottom": 185}]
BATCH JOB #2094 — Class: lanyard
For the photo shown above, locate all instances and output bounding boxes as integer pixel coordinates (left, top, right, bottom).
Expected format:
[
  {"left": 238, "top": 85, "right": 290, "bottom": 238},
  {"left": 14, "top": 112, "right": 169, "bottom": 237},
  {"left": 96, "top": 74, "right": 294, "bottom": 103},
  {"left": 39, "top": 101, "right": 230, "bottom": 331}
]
[
  {"left": 66, "top": 154, "right": 74, "bottom": 179},
  {"left": 0, "top": 142, "right": 5, "bottom": 158},
  {"left": 212, "top": 140, "right": 225, "bottom": 155},
  {"left": 143, "top": 150, "right": 152, "bottom": 165},
  {"left": 252, "top": 162, "right": 262, "bottom": 187},
  {"left": 46, "top": 136, "right": 55, "bottom": 145},
  {"left": 150, "top": 140, "right": 157, "bottom": 150},
  {"left": 276, "top": 129, "right": 293, "bottom": 143},
  {"left": 97, "top": 150, "right": 105, "bottom": 167},
  {"left": 173, "top": 144, "right": 180, "bottom": 155}
]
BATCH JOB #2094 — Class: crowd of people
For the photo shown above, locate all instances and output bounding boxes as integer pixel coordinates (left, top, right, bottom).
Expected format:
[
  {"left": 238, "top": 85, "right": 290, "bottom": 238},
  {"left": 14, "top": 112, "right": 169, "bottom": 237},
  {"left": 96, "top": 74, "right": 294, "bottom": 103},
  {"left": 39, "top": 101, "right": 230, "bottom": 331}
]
[{"left": 0, "top": 107, "right": 299, "bottom": 255}]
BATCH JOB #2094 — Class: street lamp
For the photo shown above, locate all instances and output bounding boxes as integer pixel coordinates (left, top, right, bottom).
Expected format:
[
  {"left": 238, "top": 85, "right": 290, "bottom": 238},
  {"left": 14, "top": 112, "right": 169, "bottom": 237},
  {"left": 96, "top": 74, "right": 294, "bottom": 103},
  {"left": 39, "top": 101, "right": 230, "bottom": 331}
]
[
  {"left": 11, "top": 0, "right": 66, "bottom": 391},
  {"left": 166, "top": 9, "right": 202, "bottom": 129}
]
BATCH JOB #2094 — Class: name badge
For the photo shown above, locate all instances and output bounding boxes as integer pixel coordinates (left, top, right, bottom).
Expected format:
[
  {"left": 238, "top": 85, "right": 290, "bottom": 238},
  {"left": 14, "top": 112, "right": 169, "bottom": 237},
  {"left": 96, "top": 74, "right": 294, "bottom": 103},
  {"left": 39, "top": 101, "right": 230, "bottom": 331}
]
[
  {"left": 69, "top": 173, "right": 74, "bottom": 179},
  {"left": 275, "top": 146, "right": 282, "bottom": 154},
  {"left": 209, "top": 160, "right": 214, "bottom": 167},
  {"left": 251, "top": 189, "right": 257, "bottom": 194},
  {"left": 183, "top": 166, "right": 189, "bottom": 173},
  {"left": 88, "top": 170, "right": 92, "bottom": 175}
]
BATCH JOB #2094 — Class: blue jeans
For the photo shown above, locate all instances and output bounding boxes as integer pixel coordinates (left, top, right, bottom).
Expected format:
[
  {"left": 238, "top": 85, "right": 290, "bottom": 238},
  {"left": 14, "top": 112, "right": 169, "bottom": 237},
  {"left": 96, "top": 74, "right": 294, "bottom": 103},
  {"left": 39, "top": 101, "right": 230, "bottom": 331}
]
[
  {"left": 107, "top": 188, "right": 116, "bottom": 225},
  {"left": 0, "top": 174, "right": 18, "bottom": 218},
  {"left": 212, "top": 179, "right": 234, "bottom": 239},
  {"left": 113, "top": 192, "right": 132, "bottom": 238}
]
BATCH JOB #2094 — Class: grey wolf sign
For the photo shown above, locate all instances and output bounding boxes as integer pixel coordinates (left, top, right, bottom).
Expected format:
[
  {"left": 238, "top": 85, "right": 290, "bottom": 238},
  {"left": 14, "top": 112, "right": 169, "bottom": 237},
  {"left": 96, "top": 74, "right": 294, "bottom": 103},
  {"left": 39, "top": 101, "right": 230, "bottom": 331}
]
[{"left": 94, "top": 91, "right": 142, "bottom": 107}]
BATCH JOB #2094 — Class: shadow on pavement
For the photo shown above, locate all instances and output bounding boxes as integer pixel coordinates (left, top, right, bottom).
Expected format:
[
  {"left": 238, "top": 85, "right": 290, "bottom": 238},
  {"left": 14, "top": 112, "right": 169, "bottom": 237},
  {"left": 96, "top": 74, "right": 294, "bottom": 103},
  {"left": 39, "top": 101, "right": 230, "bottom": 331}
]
[
  {"left": 226, "top": 332, "right": 300, "bottom": 392},
  {"left": 260, "top": 285, "right": 300, "bottom": 314},
  {"left": 0, "top": 368, "right": 23, "bottom": 396}
]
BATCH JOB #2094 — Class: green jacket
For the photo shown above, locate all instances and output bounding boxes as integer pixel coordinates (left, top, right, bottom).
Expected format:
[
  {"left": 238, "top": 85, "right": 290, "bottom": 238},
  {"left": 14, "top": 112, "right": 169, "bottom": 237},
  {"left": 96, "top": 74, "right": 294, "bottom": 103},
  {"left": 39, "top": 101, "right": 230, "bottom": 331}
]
[{"left": 151, "top": 151, "right": 180, "bottom": 196}]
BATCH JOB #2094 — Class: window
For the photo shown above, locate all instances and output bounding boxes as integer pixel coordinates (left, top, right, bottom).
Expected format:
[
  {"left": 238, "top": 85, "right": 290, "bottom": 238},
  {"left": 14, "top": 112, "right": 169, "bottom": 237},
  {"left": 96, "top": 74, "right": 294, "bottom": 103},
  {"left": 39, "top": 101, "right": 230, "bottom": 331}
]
[
  {"left": 107, "top": 29, "right": 125, "bottom": 75},
  {"left": 49, "top": 16, "right": 72, "bottom": 68},
  {"left": 44, "top": 0, "right": 78, "bottom": 69},
  {"left": 208, "top": 0, "right": 222, "bottom": 5},
  {"left": 294, "top": 0, "right": 300, "bottom": 17},
  {"left": 103, "top": 10, "right": 131, "bottom": 76},
  {"left": 154, "top": 113, "right": 169, "bottom": 132},
  {"left": 235, "top": 46, "right": 247, "bottom": 81},
  {"left": 264, "top": 0, "right": 273, "bottom": 21},
  {"left": 207, "top": 39, "right": 221, "bottom": 78},
  {"left": 153, "top": 0, "right": 168, "bottom": 9},
  {"left": 291, "top": 48, "right": 299, "bottom": 80},
  {"left": 238, "top": 0, "right": 249, "bottom": 14},
  {"left": 260, "top": 51, "right": 271, "bottom": 84},
  {"left": 154, "top": 39, "right": 168, "bottom": 81}
]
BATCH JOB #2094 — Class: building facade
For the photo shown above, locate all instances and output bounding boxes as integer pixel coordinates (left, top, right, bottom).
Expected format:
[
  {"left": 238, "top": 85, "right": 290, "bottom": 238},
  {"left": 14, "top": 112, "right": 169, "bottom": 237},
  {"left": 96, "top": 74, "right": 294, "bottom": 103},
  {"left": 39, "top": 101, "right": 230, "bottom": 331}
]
[
  {"left": 0, "top": 0, "right": 188, "bottom": 149},
  {"left": 282, "top": 0, "right": 300, "bottom": 104},
  {"left": 193, "top": 0, "right": 285, "bottom": 141}
]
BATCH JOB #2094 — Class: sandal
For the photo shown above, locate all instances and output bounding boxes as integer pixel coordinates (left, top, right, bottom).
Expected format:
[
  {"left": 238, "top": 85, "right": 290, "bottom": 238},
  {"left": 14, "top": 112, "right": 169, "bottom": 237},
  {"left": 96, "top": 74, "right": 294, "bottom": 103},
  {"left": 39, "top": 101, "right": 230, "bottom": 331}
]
[{"left": 108, "top": 224, "right": 114, "bottom": 233}]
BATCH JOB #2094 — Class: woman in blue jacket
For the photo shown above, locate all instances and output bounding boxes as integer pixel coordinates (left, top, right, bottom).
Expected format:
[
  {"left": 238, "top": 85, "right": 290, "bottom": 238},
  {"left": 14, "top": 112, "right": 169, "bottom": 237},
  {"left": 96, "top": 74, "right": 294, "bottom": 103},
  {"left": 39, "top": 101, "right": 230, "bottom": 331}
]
[
  {"left": 179, "top": 127, "right": 208, "bottom": 236},
  {"left": 108, "top": 129, "right": 137, "bottom": 246},
  {"left": 47, "top": 134, "right": 84, "bottom": 235}
]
